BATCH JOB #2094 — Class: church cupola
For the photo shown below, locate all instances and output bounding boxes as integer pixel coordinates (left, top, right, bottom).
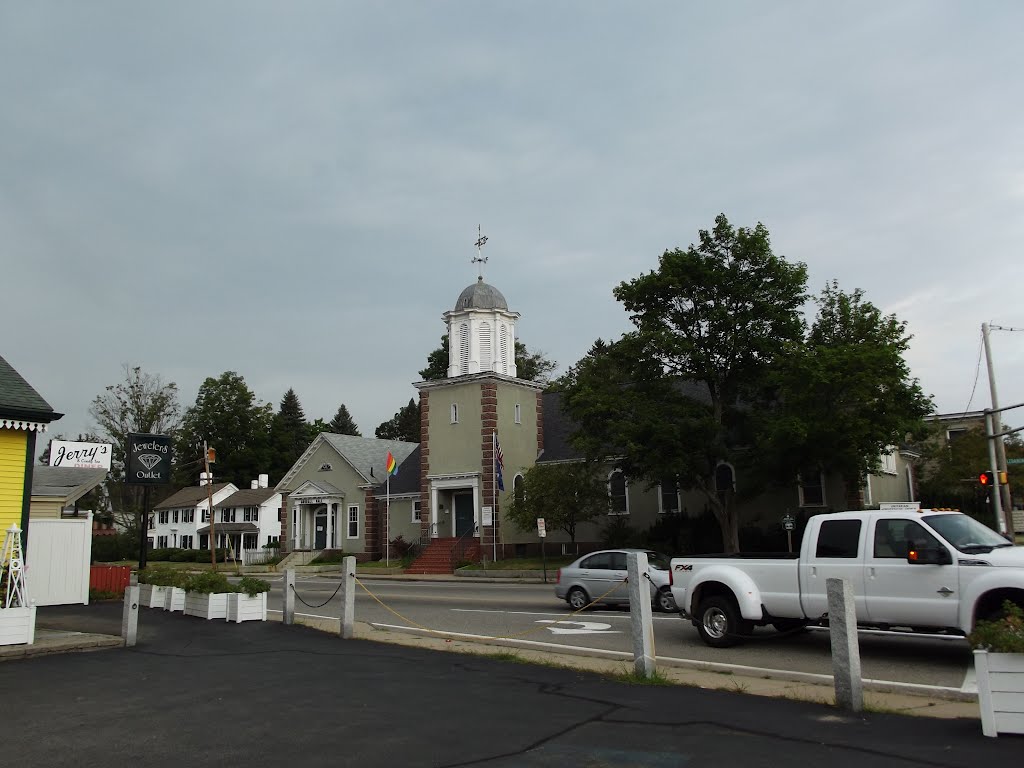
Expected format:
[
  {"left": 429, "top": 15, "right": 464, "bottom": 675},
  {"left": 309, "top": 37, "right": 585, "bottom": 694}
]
[{"left": 443, "top": 231, "right": 520, "bottom": 378}]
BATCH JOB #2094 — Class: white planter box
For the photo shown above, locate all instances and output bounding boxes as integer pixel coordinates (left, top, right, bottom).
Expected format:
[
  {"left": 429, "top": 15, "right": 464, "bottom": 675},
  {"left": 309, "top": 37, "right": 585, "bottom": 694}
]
[
  {"left": 184, "top": 592, "right": 230, "bottom": 620},
  {"left": 163, "top": 586, "right": 186, "bottom": 612},
  {"left": 227, "top": 592, "right": 267, "bottom": 623},
  {"left": 139, "top": 584, "right": 168, "bottom": 608},
  {"left": 0, "top": 606, "right": 36, "bottom": 646},
  {"left": 975, "top": 649, "right": 1024, "bottom": 737}
]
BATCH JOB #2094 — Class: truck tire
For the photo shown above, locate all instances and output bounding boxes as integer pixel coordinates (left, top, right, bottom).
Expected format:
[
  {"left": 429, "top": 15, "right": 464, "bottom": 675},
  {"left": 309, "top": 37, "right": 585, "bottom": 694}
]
[
  {"left": 655, "top": 588, "right": 677, "bottom": 613},
  {"left": 695, "top": 595, "right": 747, "bottom": 648}
]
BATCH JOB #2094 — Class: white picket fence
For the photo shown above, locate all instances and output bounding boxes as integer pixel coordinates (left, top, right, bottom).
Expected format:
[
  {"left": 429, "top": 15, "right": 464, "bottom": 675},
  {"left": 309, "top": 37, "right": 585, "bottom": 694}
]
[{"left": 241, "top": 548, "right": 276, "bottom": 566}]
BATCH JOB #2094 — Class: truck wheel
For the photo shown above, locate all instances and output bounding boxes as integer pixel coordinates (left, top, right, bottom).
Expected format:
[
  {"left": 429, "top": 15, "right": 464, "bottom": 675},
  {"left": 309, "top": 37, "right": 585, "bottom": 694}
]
[{"left": 696, "top": 596, "right": 745, "bottom": 648}]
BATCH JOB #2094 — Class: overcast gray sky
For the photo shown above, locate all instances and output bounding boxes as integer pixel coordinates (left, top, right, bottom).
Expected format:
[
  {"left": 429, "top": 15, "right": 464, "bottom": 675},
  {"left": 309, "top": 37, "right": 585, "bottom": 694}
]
[{"left": 3, "top": 2, "right": 1023, "bottom": 447}]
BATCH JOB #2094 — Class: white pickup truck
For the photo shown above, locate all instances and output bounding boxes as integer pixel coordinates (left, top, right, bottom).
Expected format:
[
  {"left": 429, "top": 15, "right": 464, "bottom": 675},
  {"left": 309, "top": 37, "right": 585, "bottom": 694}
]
[{"left": 669, "top": 508, "right": 1024, "bottom": 647}]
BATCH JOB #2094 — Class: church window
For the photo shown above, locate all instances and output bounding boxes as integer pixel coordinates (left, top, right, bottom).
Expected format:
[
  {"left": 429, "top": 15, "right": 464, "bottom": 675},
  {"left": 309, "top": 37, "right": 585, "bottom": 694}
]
[
  {"left": 500, "top": 326, "right": 510, "bottom": 374},
  {"left": 480, "top": 322, "right": 492, "bottom": 372},
  {"left": 608, "top": 470, "right": 629, "bottom": 515},
  {"left": 450, "top": 404, "right": 459, "bottom": 424},
  {"left": 459, "top": 323, "right": 470, "bottom": 375},
  {"left": 514, "top": 403, "right": 521, "bottom": 424}
]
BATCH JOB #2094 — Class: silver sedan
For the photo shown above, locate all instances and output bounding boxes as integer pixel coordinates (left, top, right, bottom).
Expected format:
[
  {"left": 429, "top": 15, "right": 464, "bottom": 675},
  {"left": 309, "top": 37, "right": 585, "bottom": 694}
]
[{"left": 554, "top": 548, "right": 677, "bottom": 612}]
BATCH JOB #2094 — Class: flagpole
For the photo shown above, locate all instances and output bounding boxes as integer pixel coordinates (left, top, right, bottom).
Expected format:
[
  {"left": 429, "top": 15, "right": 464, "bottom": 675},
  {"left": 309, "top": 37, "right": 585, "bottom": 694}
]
[{"left": 492, "top": 431, "right": 497, "bottom": 564}]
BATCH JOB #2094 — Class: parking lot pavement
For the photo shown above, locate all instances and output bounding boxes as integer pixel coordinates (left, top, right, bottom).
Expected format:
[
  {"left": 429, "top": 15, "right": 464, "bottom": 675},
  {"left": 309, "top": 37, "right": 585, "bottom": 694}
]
[{"left": 5, "top": 603, "right": 1021, "bottom": 767}]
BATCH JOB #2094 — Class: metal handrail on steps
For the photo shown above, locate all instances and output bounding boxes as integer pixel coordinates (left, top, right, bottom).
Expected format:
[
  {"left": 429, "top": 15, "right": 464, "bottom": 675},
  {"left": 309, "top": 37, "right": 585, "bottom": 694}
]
[{"left": 452, "top": 524, "right": 480, "bottom": 568}]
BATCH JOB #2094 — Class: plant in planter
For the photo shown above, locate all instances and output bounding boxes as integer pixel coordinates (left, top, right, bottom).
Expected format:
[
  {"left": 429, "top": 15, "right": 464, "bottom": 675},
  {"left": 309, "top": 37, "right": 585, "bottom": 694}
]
[
  {"left": 137, "top": 566, "right": 184, "bottom": 609},
  {"left": 969, "top": 600, "right": 1024, "bottom": 737},
  {"left": 183, "top": 571, "right": 234, "bottom": 620},
  {"left": 227, "top": 576, "right": 271, "bottom": 623}
]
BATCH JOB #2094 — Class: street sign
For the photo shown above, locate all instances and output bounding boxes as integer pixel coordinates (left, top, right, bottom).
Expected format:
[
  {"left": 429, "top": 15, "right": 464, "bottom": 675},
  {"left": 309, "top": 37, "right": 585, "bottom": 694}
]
[
  {"left": 537, "top": 518, "right": 546, "bottom": 538},
  {"left": 1007, "top": 458, "right": 1024, "bottom": 465},
  {"left": 781, "top": 514, "right": 795, "bottom": 531}
]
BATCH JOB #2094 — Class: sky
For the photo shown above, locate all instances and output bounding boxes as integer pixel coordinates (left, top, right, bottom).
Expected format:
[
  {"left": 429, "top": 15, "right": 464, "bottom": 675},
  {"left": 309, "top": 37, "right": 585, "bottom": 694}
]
[{"left": 3, "top": 2, "right": 1024, "bottom": 449}]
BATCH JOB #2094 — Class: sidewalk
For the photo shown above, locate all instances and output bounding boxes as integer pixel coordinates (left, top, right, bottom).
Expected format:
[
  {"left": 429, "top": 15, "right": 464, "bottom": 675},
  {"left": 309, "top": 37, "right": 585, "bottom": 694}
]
[{"left": 4, "top": 602, "right": 1020, "bottom": 767}]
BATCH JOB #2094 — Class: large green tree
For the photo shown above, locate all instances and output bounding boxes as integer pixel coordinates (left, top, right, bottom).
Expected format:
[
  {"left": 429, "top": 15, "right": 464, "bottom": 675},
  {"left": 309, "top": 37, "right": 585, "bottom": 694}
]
[
  {"left": 175, "top": 371, "right": 273, "bottom": 488},
  {"left": 328, "top": 403, "right": 361, "bottom": 436},
  {"left": 89, "top": 365, "right": 181, "bottom": 539},
  {"left": 504, "top": 461, "right": 608, "bottom": 546},
  {"left": 563, "top": 214, "right": 809, "bottom": 552},
  {"left": 762, "top": 281, "right": 933, "bottom": 507},
  {"left": 269, "top": 388, "right": 312, "bottom": 482},
  {"left": 418, "top": 335, "right": 558, "bottom": 384},
  {"left": 375, "top": 398, "right": 420, "bottom": 442}
]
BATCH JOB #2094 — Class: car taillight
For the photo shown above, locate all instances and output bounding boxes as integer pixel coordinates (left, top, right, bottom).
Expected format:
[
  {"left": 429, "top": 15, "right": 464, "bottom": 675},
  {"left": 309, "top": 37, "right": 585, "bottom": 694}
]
[{"left": 556, "top": 568, "right": 561, "bottom": 584}]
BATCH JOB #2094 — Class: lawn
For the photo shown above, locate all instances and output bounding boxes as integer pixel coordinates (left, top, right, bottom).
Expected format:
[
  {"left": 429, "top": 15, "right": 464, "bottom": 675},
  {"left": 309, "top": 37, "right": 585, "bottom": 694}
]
[{"left": 461, "top": 555, "right": 577, "bottom": 571}]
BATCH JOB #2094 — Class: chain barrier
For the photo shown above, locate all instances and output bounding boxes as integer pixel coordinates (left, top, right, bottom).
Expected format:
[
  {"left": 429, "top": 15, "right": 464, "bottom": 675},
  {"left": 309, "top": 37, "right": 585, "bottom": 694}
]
[{"left": 290, "top": 580, "right": 344, "bottom": 609}]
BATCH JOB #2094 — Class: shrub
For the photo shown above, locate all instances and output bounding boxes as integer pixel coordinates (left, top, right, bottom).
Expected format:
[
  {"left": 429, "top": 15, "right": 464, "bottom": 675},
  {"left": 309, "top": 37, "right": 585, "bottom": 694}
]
[
  {"left": 264, "top": 539, "right": 281, "bottom": 549},
  {"left": 91, "top": 534, "right": 138, "bottom": 562},
  {"left": 309, "top": 550, "right": 348, "bottom": 565},
  {"left": 139, "top": 566, "right": 186, "bottom": 587},
  {"left": 89, "top": 588, "right": 120, "bottom": 601},
  {"left": 237, "top": 576, "right": 271, "bottom": 597},
  {"left": 183, "top": 571, "right": 234, "bottom": 594},
  {"left": 169, "top": 549, "right": 192, "bottom": 562},
  {"left": 970, "top": 600, "right": 1024, "bottom": 654}
]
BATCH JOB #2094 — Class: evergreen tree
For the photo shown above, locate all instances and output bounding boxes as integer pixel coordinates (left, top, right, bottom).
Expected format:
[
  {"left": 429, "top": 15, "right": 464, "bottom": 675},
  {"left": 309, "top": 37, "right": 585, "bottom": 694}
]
[
  {"left": 328, "top": 403, "right": 361, "bottom": 436},
  {"left": 269, "top": 388, "right": 312, "bottom": 482}
]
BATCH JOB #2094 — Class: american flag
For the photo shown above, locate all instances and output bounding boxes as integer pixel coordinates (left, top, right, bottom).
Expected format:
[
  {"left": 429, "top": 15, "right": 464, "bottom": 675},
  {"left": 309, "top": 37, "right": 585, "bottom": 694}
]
[{"left": 494, "top": 432, "right": 505, "bottom": 492}]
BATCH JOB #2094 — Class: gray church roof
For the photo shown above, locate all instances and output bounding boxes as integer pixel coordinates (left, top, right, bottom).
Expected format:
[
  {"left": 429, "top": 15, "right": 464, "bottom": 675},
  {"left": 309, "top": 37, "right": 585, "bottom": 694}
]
[
  {"left": 320, "top": 433, "right": 419, "bottom": 484},
  {"left": 454, "top": 277, "right": 508, "bottom": 311}
]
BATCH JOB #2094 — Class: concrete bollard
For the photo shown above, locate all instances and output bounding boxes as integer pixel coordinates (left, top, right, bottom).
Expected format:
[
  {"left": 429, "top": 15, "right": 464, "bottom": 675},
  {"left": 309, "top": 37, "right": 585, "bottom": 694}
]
[
  {"left": 339, "top": 556, "right": 356, "bottom": 639},
  {"left": 284, "top": 568, "right": 296, "bottom": 626},
  {"left": 826, "top": 577, "right": 863, "bottom": 712},
  {"left": 121, "top": 585, "right": 140, "bottom": 647},
  {"left": 627, "top": 552, "right": 657, "bottom": 678}
]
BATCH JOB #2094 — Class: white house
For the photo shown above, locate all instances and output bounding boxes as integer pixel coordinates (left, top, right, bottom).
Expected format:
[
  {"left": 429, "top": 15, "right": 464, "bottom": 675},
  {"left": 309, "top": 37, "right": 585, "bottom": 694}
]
[
  {"left": 149, "top": 481, "right": 238, "bottom": 550},
  {"left": 206, "top": 477, "right": 282, "bottom": 555}
]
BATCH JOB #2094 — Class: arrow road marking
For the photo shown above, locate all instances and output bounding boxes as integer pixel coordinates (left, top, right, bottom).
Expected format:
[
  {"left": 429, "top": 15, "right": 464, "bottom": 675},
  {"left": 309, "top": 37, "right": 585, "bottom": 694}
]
[{"left": 536, "top": 620, "right": 619, "bottom": 635}]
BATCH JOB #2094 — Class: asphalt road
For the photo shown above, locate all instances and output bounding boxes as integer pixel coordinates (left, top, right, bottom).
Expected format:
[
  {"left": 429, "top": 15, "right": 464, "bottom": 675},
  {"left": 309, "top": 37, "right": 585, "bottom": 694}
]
[{"left": 271, "top": 576, "right": 973, "bottom": 692}]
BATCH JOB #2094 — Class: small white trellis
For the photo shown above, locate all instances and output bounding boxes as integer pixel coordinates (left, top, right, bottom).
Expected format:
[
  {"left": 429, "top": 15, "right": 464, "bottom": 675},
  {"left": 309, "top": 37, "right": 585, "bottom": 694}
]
[{"left": 1, "top": 524, "right": 35, "bottom": 646}]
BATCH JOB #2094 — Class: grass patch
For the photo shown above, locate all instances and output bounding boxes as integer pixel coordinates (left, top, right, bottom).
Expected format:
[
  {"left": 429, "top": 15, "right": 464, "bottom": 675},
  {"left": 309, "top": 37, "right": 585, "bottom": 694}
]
[
  {"left": 88, "top": 589, "right": 121, "bottom": 601},
  {"left": 603, "top": 668, "right": 675, "bottom": 686},
  {"left": 309, "top": 551, "right": 349, "bottom": 565},
  {"left": 357, "top": 560, "right": 405, "bottom": 569},
  {"left": 461, "top": 555, "right": 578, "bottom": 571}
]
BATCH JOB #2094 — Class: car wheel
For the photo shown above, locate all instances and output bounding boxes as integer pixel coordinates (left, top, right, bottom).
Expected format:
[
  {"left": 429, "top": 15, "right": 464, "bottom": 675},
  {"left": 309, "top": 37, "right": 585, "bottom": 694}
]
[
  {"left": 567, "top": 587, "right": 589, "bottom": 612},
  {"left": 695, "top": 595, "right": 747, "bottom": 648},
  {"left": 655, "top": 588, "right": 677, "bottom": 613}
]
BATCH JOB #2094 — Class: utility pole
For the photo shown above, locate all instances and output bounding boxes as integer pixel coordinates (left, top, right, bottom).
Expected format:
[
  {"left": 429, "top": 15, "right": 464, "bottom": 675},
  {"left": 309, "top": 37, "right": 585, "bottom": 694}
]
[
  {"left": 204, "top": 441, "right": 216, "bottom": 571},
  {"left": 983, "top": 323, "right": 1015, "bottom": 519}
]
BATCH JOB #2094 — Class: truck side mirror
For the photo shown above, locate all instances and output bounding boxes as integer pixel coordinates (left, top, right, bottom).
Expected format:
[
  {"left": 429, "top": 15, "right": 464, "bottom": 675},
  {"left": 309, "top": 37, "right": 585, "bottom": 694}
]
[{"left": 906, "top": 545, "right": 952, "bottom": 566}]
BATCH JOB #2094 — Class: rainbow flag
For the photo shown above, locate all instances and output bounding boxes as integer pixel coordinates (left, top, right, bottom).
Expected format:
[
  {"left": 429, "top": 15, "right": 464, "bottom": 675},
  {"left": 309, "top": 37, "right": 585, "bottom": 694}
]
[{"left": 385, "top": 451, "right": 398, "bottom": 477}]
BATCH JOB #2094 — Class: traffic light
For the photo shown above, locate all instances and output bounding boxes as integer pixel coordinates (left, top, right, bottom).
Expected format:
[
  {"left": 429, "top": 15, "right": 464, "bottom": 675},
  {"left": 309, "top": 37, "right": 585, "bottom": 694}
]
[
  {"left": 979, "top": 471, "right": 994, "bottom": 486},
  {"left": 207, "top": 447, "right": 217, "bottom": 464},
  {"left": 998, "top": 470, "right": 1008, "bottom": 485}
]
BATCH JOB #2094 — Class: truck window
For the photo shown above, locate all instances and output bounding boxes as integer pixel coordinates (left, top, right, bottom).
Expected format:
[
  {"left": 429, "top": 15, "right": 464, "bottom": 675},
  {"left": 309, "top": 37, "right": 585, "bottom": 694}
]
[
  {"left": 873, "top": 519, "right": 908, "bottom": 558},
  {"left": 815, "top": 520, "right": 862, "bottom": 558}
]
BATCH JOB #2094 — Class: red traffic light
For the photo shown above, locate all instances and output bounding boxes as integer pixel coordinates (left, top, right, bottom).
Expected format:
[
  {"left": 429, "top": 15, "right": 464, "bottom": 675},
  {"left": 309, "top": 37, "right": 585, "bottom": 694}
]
[{"left": 979, "top": 471, "right": 994, "bottom": 486}]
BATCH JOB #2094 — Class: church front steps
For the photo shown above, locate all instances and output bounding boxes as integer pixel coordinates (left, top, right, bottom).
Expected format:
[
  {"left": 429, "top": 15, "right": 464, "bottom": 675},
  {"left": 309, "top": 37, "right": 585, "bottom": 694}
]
[{"left": 405, "top": 537, "right": 481, "bottom": 574}]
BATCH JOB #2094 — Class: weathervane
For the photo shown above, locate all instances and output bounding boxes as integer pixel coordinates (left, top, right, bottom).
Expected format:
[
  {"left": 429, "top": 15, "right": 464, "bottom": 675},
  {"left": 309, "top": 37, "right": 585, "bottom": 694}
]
[{"left": 472, "top": 224, "right": 489, "bottom": 279}]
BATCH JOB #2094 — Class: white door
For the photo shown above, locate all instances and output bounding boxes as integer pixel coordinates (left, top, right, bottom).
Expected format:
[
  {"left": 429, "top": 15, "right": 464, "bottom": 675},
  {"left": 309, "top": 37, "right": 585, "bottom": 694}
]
[
  {"left": 25, "top": 516, "right": 92, "bottom": 606},
  {"left": 798, "top": 518, "right": 869, "bottom": 621}
]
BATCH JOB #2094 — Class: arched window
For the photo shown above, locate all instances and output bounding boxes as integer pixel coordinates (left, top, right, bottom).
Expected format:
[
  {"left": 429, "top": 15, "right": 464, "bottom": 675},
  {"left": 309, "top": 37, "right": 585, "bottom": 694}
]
[
  {"left": 513, "top": 473, "right": 525, "bottom": 505},
  {"left": 480, "top": 321, "right": 492, "bottom": 372},
  {"left": 608, "top": 470, "right": 628, "bottom": 515},
  {"left": 715, "top": 463, "right": 735, "bottom": 494},
  {"left": 458, "top": 323, "right": 470, "bottom": 375}
]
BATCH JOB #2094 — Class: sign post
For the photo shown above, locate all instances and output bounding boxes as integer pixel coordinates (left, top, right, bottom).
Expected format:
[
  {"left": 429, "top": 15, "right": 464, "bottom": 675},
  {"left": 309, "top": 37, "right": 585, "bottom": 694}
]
[
  {"left": 537, "top": 518, "right": 547, "bottom": 583},
  {"left": 127, "top": 433, "right": 173, "bottom": 570},
  {"left": 782, "top": 513, "right": 795, "bottom": 553}
]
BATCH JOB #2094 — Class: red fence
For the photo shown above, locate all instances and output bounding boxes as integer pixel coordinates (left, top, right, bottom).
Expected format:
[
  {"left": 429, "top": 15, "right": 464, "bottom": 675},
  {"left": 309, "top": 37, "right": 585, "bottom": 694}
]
[{"left": 90, "top": 565, "right": 131, "bottom": 596}]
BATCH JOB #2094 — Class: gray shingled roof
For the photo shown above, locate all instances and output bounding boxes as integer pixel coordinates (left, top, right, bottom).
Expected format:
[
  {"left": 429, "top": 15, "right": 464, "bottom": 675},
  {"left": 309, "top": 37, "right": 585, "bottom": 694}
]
[
  {"left": 216, "top": 488, "right": 280, "bottom": 508},
  {"left": 153, "top": 483, "right": 234, "bottom": 510},
  {"left": 0, "top": 353, "right": 60, "bottom": 422},
  {"left": 31, "top": 466, "right": 107, "bottom": 500},
  {"left": 196, "top": 522, "right": 258, "bottom": 535},
  {"left": 377, "top": 445, "right": 420, "bottom": 494},
  {"left": 320, "top": 433, "right": 419, "bottom": 483}
]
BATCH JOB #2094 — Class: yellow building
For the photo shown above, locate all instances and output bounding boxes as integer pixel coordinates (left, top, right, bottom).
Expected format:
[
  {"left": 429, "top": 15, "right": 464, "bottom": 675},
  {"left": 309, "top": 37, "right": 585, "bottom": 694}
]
[{"left": 0, "top": 354, "right": 61, "bottom": 542}]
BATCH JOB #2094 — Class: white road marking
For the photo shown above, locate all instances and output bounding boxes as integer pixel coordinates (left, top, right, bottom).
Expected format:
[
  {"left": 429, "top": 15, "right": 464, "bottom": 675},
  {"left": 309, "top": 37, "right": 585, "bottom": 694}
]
[
  {"left": 536, "top": 619, "right": 618, "bottom": 635},
  {"left": 450, "top": 608, "right": 678, "bottom": 620}
]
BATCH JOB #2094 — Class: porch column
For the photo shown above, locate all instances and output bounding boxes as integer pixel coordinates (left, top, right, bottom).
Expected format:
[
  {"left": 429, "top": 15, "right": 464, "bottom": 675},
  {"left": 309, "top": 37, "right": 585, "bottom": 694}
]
[
  {"left": 430, "top": 485, "right": 439, "bottom": 539},
  {"left": 326, "top": 503, "right": 335, "bottom": 549}
]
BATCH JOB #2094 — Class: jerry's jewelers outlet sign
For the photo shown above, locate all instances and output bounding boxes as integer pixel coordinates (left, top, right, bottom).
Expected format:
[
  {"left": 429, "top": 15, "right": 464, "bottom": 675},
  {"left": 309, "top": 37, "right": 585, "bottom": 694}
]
[{"left": 127, "top": 432, "right": 172, "bottom": 484}]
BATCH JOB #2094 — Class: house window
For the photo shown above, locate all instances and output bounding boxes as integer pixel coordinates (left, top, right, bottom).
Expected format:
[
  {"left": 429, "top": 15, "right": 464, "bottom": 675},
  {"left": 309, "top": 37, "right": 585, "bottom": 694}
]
[
  {"left": 267, "top": 535, "right": 279, "bottom": 546},
  {"left": 659, "top": 480, "right": 680, "bottom": 514},
  {"left": 158, "top": 511, "right": 169, "bottom": 525},
  {"left": 180, "top": 535, "right": 193, "bottom": 550},
  {"left": 183, "top": 509, "right": 194, "bottom": 523},
  {"left": 450, "top": 404, "right": 459, "bottom": 424},
  {"left": 715, "top": 463, "right": 736, "bottom": 494},
  {"left": 148, "top": 515, "right": 155, "bottom": 530},
  {"left": 799, "top": 469, "right": 825, "bottom": 507},
  {"left": 243, "top": 506, "right": 259, "bottom": 522},
  {"left": 514, "top": 403, "right": 521, "bottom": 424},
  {"left": 608, "top": 470, "right": 629, "bottom": 515},
  {"left": 347, "top": 505, "right": 360, "bottom": 538},
  {"left": 880, "top": 451, "right": 897, "bottom": 475},
  {"left": 157, "top": 535, "right": 168, "bottom": 548},
  {"left": 172, "top": 510, "right": 179, "bottom": 524},
  {"left": 412, "top": 500, "right": 422, "bottom": 523},
  {"left": 222, "top": 509, "right": 236, "bottom": 523},
  {"left": 201, "top": 509, "right": 209, "bottom": 523}
]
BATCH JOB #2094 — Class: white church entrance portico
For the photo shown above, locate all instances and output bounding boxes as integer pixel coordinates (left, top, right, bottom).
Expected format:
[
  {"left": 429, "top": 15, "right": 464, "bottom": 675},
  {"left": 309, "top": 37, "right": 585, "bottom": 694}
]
[
  {"left": 428, "top": 474, "right": 481, "bottom": 539},
  {"left": 290, "top": 480, "right": 344, "bottom": 550}
]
